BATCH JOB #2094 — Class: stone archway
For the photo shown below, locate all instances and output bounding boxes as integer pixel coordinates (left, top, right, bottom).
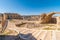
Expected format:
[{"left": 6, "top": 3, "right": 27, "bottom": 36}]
[{"left": 39, "top": 12, "right": 60, "bottom": 24}]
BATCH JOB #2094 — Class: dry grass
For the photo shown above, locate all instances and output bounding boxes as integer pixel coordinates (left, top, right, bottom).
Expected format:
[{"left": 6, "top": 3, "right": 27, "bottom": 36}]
[
  {"left": 2, "top": 29, "right": 18, "bottom": 35},
  {"left": 43, "top": 27, "right": 56, "bottom": 30},
  {"left": 42, "top": 24, "right": 55, "bottom": 27},
  {"left": 57, "top": 28, "right": 60, "bottom": 30}
]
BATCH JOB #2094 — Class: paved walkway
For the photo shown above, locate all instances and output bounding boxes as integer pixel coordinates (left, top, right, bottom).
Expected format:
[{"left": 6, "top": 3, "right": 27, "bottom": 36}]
[{"left": 1, "top": 20, "right": 60, "bottom": 40}]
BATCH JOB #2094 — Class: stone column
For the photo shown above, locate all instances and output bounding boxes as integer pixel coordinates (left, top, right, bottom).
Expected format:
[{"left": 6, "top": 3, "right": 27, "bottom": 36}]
[
  {"left": 56, "top": 17, "right": 60, "bottom": 28},
  {"left": 1, "top": 14, "right": 8, "bottom": 33},
  {"left": 2, "top": 14, "right": 7, "bottom": 27}
]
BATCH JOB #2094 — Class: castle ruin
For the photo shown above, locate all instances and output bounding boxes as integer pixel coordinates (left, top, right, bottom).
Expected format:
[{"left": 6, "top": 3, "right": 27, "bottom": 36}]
[{"left": 0, "top": 12, "right": 60, "bottom": 27}]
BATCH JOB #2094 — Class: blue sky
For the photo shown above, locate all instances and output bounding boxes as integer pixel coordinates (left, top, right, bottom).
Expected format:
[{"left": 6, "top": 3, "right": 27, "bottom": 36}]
[{"left": 0, "top": 0, "right": 60, "bottom": 15}]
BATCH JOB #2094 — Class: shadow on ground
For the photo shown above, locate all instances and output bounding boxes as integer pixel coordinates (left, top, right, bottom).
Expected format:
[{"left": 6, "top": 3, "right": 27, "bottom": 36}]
[{"left": 0, "top": 33, "right": 37, "bottom": 40}]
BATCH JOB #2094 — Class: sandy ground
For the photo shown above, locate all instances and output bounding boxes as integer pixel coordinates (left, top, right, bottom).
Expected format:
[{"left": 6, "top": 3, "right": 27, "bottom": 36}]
[{"left": 1, "top": 20, "right": 60, "bottom": 40}]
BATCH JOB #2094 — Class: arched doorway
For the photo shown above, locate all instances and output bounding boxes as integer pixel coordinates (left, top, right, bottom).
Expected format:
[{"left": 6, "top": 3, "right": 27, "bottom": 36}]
[{"left": 52, "top": 13, "right": 60, "bottom": 24}]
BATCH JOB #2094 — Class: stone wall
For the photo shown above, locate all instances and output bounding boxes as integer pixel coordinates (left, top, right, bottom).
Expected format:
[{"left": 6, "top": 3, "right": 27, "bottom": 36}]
[
  {"left": 51, "top": 17, "right": 57, "bottom": 24},
  {"left": 57, "top": 17, "right": 60, "bottom": 24},
  {"left": 4, "top": 13, "right": 22, "bottom": 19},
  {"left": 56, "top": 17, "right": 60, "bottom": 28}
]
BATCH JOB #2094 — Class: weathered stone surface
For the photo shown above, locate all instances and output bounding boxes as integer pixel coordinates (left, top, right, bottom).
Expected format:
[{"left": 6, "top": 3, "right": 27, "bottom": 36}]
[{"left": 39, "top": 12, "right": 56, "bottom": 24}]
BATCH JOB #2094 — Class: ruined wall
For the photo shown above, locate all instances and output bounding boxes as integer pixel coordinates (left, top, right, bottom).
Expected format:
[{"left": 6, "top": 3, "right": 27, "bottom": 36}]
[
  {"left": 50, "top": 18, "right": 57, "bottom": 24},
  {"left": 5, "top": 13, "right": 22, "bottom": 19},
  {"left": 22, "top": 15, "right": 40, "bottom": 21},
  {"left": 2, "top": 14, "right": 7, "bottom": 27},
  {"left": 56, "top": 17, "right": 60, "bottom": 28},
  {"left": 57, "top": 17, "right": 60, "bottom": 24}
]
